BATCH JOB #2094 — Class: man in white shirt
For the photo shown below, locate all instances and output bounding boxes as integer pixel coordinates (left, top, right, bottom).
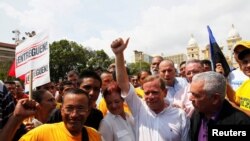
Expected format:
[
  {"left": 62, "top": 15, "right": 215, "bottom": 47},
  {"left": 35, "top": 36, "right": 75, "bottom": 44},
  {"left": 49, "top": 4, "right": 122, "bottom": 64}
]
[
  {"left": 173, "top": 59, "right": 204, "bottom": 118},
  {"left": 110, "top": 37, "right": 190, "bottom": 141},
  {"left": 159, "top": 60, "right": 188, "bottom": 104}
]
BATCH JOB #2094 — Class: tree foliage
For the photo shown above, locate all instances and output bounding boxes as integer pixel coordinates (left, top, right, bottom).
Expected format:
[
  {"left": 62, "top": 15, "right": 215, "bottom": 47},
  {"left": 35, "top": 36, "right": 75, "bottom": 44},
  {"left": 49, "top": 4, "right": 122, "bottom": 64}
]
[
  {"left": 86, "top": 49, "right": 112, "bottom": 70},
  {"left": 50, "top": 39, "right": 112, "bottom": 82},
  {"left": 0, "top": 60, "right": 12, "bottom": 81},
  {"left": 127, "top": 61, "right": 150, "bottom": 75}
]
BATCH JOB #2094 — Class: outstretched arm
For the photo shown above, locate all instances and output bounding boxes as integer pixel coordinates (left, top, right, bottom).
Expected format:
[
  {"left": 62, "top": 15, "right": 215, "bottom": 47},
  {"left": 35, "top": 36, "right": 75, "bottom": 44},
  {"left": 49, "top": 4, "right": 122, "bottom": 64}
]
[{"left": 111, "top": 38, "right": 130, "bottom": 94}]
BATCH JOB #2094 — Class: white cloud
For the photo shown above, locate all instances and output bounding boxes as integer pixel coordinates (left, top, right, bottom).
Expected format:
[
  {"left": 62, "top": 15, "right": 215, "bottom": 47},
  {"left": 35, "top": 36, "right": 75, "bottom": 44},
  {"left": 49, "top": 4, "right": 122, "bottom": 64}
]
[
  {"left": 1, "top": 0, "right": 250, "bottom": 63},
  {"left": 0, "top": 2, "right": 21, "bottom": 18},
  {"left": 83, "top": 0, "right": 250, "bottom": 62},
  {"left": 0, "top": 0, "right": 82, "bottom": 40}
]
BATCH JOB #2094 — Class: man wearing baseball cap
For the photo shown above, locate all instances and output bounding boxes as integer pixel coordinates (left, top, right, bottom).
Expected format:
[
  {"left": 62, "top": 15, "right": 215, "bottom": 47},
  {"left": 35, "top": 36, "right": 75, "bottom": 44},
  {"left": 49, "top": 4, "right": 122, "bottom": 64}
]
[
  {"left": 231, "top": 46, "right": 250, "bottom": 116},
  {"left": 227, "top": 40, "right": 250, "bottom": 90}
]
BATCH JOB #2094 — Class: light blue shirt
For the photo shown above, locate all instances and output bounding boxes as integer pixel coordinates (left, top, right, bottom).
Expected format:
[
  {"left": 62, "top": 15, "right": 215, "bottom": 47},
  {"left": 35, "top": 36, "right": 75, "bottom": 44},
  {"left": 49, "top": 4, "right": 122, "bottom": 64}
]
[{"left": 165, "top": 77, "right": 188, "bottom": 104}]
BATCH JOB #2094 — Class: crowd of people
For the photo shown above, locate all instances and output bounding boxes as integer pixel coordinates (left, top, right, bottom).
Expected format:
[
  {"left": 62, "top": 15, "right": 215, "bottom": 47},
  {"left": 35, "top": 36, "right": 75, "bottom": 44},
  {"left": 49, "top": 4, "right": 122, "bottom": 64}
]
[{"left": 1, "top": 38, "right": 250, "bottom": 141}]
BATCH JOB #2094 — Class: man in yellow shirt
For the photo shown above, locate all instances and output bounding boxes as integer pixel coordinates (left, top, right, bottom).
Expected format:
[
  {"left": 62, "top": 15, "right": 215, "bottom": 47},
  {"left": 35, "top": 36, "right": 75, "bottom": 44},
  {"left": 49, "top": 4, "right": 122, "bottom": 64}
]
[
  {"left": 235, "top": 48, "right": 250, "bottom": 116},
  {"left": 19, "top": 88, "right": 102, "bottom": 141}
]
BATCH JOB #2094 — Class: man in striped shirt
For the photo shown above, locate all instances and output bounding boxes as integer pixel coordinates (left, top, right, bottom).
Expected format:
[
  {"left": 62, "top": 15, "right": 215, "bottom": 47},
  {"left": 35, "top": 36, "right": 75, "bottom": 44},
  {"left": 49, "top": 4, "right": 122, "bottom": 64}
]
[{"left": 0, "top": 80, "right": 38, "bottom": 141}]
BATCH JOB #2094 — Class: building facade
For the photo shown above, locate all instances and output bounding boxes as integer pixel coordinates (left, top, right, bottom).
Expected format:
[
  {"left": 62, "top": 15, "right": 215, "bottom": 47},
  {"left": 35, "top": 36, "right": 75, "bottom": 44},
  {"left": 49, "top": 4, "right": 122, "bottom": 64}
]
[
  {"left": 133, "top": 25, "right": 241, "bottom": 69},
  {"left": 0, "top": 42, "right": 16, "bottom": 62},
  {"left": 187, "top": 35, "right": 200, "bottom": 59},
  {"left": 134, "top": 50, "right": 152, "bottom": 63},
  {"left": 164, "top": 53, "right": 187, "bottom": 67}
]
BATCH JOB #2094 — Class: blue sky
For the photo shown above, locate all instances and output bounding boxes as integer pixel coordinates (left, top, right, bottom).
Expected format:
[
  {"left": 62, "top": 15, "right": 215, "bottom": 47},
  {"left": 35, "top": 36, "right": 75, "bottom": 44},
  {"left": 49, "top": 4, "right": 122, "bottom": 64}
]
[{"left": 1, "top": 0, "right": 250, "bottom": 62}]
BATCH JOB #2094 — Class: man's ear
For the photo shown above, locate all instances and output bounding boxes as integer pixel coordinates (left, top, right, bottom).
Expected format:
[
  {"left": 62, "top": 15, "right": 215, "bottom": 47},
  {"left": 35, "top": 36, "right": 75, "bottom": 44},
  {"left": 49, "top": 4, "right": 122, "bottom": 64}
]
[{"left": 211, "top": 93, "right": 221, "bottom": 105}]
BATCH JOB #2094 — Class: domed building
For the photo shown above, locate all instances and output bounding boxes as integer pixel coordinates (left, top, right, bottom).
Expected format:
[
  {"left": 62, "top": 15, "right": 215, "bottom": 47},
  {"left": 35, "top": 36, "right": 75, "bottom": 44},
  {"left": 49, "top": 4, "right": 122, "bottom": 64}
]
[
  {"left": 227, "top": 24, "right": 242, "bottom": 50},
  {"left": 227, "top": 24, "right": 242, "bottom": 67},
  {"left": 134, "top": 25, "right": 242, "bottom": 70},
  {"left": 185, "top": 25, "right": 241, "bottom": 68},
  {"left": 187, "top": 34, "right": 200, "bottom": 59}
]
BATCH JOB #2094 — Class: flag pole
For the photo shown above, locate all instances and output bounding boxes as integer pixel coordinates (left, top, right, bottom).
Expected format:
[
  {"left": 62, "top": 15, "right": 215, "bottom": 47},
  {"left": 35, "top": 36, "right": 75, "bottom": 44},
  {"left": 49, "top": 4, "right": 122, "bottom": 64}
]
[
  {"left": 29, "top": 70, "right": 33, "bottom": 100},
  {"left": 28, "top": 70, "right": 33, "bottom": 123}
]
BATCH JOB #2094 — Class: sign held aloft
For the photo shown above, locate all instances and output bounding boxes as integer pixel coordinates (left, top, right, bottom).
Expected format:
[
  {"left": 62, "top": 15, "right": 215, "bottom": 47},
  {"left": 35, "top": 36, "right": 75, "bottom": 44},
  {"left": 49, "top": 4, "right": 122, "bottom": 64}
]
[{"left": 15, "top": 32, "right": 49, "bottom": 77}]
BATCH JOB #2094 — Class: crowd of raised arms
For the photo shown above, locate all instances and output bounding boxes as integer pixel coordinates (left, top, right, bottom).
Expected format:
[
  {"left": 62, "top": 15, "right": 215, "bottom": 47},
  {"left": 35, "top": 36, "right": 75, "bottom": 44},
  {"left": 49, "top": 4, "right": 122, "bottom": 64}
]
[{"left": 1, "top": 38, "right": 250, "bottom": 141}]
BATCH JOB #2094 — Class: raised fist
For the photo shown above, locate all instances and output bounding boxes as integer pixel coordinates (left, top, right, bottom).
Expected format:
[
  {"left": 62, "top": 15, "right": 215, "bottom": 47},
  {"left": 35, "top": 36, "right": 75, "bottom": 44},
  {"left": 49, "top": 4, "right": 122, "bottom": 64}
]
[{"left": 111, "top": 38, "right": 129, "bottom": 55}]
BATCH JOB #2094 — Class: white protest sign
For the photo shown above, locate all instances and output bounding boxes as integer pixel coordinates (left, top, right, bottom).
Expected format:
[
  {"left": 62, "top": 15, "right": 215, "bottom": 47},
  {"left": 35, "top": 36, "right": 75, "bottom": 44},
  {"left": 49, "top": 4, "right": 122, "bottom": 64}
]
[
  {"left": 24, "top": 64, "right": 50, "bottom": 92},
  {"left": 15, "top": 32, "right": 49, "bottom": 77}
]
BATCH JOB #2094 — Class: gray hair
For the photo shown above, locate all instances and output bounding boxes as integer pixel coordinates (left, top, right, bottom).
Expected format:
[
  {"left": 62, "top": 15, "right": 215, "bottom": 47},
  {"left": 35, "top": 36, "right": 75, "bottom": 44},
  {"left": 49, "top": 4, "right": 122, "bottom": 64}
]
[
  {"left": 192, "top": 71, "right": 226, "bottom": 99},
  {"left": 186, "top": 59, "right": 202, "bottom": 66}
]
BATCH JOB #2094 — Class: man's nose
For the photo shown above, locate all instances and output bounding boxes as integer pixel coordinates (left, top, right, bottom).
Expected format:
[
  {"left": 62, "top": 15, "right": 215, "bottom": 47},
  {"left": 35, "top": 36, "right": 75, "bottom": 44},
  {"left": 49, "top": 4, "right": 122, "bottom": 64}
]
[{"left": 69, "top": 108, "right": 81, "bottom": 118}]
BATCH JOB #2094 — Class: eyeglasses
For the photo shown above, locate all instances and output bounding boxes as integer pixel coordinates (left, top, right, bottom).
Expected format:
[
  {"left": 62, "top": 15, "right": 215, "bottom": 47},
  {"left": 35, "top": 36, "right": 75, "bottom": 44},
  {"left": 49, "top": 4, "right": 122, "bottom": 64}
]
[{"left": 63, "top": 106, "right": 89, "bottom": 114}]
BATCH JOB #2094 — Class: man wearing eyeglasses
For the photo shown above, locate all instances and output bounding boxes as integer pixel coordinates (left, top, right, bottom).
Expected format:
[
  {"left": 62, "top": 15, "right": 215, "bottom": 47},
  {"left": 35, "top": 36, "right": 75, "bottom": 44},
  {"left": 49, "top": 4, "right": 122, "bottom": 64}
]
[
  {"left": 20, "top": 88, "right": 102, "bottom": 141},
  {"left": 231, "top": 48, "right": 250, "bottom": 116},
  {"left": 48, "top": 70, "right": 103, "bottom": 131},
  {"left": 227, "top": 41, "right": 250, "bottom": 91}
]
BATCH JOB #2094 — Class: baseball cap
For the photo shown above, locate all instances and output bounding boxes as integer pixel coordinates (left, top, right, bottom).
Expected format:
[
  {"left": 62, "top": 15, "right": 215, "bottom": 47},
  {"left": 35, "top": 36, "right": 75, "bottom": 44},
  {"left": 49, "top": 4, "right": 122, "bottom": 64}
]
[
  {"left": 238, "top": 49, "right": 250, "bottom": 60},
  {"left": 233, "top": 40, "right": 250, "bottom": 51}
]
